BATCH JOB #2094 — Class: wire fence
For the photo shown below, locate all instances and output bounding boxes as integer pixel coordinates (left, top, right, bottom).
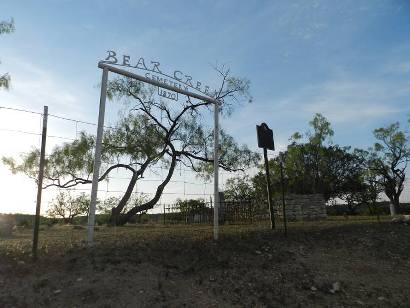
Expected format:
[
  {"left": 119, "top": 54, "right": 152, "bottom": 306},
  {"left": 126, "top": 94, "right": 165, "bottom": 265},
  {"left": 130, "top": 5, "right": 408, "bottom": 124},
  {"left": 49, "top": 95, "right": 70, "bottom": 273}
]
[
  {"left": 0, "top": 105, "right": 250, "bottom": 217},
  {"left": 1, "top": 104, "right": 410, "bottom": 222}
]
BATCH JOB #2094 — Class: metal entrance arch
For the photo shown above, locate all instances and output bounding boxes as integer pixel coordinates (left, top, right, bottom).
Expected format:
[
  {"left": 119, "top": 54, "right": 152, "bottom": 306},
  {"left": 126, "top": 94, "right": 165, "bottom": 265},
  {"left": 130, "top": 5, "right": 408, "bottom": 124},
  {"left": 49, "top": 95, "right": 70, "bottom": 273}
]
[{"left": 87, "top": 62, "right": 221, "bottom": 245}]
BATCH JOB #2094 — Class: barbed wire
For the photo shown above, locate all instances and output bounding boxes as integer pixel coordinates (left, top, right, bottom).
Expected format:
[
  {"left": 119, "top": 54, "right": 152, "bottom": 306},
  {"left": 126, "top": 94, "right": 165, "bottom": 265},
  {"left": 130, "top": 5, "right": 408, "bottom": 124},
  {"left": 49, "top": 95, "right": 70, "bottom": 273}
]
[
  {"left": 0, "top": 106, "right": 43, "bottom": 116},
  {"left": 2, "top": 104, "right": 410, "bottom": 208},
  {"left": 0, "top": 105, "right": 220, "bottom": 205},
  {"left": 0, "top": 105, "right": 115, "bottom": 129}
]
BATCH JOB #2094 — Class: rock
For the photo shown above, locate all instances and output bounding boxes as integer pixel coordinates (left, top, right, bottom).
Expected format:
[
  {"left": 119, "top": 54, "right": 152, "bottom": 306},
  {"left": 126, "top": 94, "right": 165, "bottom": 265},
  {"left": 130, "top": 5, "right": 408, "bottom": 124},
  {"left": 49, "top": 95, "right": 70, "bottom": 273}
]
[
  {"left": 37, "top": 278, "right": 49, "bottom": 288},
  {"left": 329, "top": 281, "right": 341, "bottom": 294},
  {"left": 391, "top": 217, "right": 401, "bottom": 223},
  {"left": 310, "top": 286, "right": 317, "bottom": 291},
  {"left": 391, "top": 215, "right": 410, "bottom": 225}
]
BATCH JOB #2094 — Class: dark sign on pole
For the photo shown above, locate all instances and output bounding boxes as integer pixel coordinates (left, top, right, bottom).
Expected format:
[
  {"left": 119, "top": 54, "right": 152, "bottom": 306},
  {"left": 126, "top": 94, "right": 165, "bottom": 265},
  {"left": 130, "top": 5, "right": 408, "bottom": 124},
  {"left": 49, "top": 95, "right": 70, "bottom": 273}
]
[
  {"left": 256, "top": 122, "right": 275, "bottom": 230},
  {"left": 256, "top": 123, "right": 275, "bottom": 150}
]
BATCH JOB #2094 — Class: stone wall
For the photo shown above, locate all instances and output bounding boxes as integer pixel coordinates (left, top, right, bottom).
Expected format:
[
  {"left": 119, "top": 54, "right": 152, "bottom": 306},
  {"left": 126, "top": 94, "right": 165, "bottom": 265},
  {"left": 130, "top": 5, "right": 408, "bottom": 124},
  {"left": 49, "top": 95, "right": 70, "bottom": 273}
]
[{"left": 275, "top": 194, "right": 327, "bottom": 221}]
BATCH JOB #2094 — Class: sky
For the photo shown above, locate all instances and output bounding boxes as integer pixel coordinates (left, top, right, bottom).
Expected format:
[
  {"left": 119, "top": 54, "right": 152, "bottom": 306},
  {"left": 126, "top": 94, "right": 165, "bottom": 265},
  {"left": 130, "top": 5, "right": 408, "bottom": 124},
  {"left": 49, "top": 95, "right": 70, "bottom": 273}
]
[{"left": 0, "top": 0, "right": 409, "bottom": 214}]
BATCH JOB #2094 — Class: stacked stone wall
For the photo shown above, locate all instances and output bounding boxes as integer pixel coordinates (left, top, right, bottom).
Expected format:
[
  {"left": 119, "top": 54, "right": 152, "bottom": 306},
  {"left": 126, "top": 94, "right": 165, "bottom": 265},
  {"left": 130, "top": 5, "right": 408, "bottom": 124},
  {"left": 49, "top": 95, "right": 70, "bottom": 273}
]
[{"left": 275, "top": 194, "right": 326, "bottom": 221}]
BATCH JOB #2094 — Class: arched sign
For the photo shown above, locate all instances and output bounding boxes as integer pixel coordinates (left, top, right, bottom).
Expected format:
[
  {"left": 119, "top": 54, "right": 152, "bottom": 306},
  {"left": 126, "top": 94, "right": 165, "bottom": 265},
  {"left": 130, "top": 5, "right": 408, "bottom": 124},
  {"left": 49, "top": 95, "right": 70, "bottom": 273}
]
[
  {"left": 88, "top": 55, "right": 221, "bottom": 245},
  {"left": 101, "top": 50, "right": 216, "bottom": 101}
]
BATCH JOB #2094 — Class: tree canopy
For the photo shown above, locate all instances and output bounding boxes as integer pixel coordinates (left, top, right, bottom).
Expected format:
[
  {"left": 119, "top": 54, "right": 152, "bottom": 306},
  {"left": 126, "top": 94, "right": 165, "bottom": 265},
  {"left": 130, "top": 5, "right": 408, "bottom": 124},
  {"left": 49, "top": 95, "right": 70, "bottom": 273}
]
[
  {"left": 3, "top": 67, "right": 260, "bottom": 225},
  {"left": 224, "top": 114, "right": 409, "bottom": 216},
  {"left": 47, "top": 191, "right": 89, "bottom": 224},
  {"left": 0, "top": 17, "right": 15, "bottom": 90},
  {"left": 369, "top": 122, "right": 410, "bottom": 215}
]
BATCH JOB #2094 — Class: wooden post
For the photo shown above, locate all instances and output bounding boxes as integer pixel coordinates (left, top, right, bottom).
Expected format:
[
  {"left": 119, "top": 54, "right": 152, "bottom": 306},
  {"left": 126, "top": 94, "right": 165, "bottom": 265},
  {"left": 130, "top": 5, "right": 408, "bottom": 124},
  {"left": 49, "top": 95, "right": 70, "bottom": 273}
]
[
  {"left": 280, "top": 154, "right": 287, "bottom": 236},
  {"left": 264, "top": 148, "right": 275, "bottom": 229},
  {"left": 32, "top": 106, "right": 48, "bottom": 260}
]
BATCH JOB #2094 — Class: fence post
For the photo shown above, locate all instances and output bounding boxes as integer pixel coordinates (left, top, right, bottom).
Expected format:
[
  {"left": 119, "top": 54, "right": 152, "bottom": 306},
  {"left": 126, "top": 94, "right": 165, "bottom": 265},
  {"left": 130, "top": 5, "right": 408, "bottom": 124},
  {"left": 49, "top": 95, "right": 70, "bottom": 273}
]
[
  {"left": 263, "top": 148, "right": 275, "bottom": 229},
  {"left": 32, "top": 106, "right": 48, "bottom": 260},
  {"left": 163, "top": 204, "right": 166, "bottom": 225},
  {"left": 280, "top": 154, "right": 287, "bottom": 237}
]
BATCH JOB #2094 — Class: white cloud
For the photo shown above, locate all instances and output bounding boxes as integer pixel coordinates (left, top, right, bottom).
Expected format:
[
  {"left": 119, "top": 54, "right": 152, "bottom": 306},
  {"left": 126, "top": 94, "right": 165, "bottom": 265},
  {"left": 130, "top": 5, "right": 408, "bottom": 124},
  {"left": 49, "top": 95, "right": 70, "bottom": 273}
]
[
  {"left": 0, "top": 57, "right": 91, "bottom": 214},
  {"left": 222, "top": 72, "right": 409, "bottom": 171},
  {"left": 274, "top": 78, "right": 404, "bottom": 124},
  {"left": 225, "top": 75, "right": 405, "bottom": 144},
  {"left": 0, "top": 57, "right": 82, "bottom": 115},
  {"left": 385, "top": 61, "right": 410, "bottom": 74},
  {"left": 305, "top": 100, "right": 396, "bottom": 123}
]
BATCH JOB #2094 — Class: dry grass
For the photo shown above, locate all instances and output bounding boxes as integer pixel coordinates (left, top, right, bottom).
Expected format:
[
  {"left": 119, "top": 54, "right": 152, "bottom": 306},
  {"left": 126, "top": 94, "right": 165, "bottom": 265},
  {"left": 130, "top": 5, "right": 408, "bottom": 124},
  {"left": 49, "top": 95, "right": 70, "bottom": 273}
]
[
  {"left": 1, "top": 216, "right": 408, "bottom": 307},
  {"left": 0, "top": 215, "right": 390, "bottom": 259}
]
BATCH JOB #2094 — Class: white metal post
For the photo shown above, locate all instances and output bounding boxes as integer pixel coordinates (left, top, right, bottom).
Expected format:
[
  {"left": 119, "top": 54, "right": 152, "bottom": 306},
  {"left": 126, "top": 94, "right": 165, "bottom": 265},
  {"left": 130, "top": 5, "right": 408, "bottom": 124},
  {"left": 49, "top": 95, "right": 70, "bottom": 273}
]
[
  {"left": 213, "top": 100, "right": 219, "bottom": 240},
  {"left": 88, "top": 67, "right": 108, "bottom": 246}
]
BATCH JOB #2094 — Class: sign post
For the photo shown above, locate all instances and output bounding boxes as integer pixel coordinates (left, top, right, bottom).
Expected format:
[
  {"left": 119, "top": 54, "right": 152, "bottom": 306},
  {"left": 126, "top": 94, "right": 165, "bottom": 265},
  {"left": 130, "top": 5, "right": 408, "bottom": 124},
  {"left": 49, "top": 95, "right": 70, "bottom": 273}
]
[{"left": 256, "top": 123, "right": 275, "bottom": 230}]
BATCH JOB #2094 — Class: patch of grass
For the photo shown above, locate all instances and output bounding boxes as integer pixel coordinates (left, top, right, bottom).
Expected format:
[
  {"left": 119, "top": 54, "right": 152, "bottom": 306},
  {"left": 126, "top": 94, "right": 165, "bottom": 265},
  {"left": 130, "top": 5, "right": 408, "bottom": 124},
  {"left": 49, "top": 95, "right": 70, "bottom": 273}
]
[{"left": 0, "top": 216, "right": 391, "bottom": 259}]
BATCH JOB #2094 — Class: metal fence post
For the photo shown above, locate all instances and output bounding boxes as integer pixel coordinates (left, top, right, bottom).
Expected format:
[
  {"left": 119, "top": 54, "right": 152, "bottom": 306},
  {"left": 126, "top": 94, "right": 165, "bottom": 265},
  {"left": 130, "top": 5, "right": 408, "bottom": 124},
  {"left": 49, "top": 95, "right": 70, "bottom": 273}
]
[
  {"left": 280, "top": 154, "right": 287, "bottom": 236},
  {"left": 32, "top": 106, "right": 48, "bottom": 260},
  {"left": 88, "top": 67, "right": 108, "bottom": 246}
]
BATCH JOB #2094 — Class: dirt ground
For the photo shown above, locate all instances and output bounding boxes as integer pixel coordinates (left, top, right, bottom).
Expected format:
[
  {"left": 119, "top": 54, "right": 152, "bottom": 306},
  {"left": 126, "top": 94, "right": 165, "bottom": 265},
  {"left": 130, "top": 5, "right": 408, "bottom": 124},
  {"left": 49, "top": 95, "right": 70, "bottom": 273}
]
[{"left": 0, "top": 218, "right": 409, "bottom": 307}]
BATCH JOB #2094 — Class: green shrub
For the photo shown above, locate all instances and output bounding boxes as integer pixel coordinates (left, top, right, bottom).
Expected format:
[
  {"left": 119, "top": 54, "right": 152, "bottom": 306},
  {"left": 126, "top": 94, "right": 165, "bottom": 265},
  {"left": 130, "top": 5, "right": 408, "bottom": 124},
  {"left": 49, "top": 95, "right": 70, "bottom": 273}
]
[{"left": 0, "top": 215, "right": 16, "bottom": 237}]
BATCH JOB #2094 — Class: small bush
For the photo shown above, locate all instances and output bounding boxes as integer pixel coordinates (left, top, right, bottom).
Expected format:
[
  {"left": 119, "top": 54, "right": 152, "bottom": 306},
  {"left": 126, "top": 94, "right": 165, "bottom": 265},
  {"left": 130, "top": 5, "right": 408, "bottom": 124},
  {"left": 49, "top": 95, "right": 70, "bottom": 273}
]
[
  {"left": 95, "top": 214, "right": 110, "bottom": 225},
  {"left": 17, "top": 219, "right": 30, "bottom": 228},
  {"left": 0, "top": 215, "right": 16, "bottom": 238}
]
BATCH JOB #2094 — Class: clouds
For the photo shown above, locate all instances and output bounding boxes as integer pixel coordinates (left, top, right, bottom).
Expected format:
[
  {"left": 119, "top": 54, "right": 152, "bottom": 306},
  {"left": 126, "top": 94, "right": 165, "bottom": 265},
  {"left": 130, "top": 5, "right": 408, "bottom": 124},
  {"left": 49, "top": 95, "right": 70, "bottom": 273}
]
[
  {"left": 292, "top": 78, "right": 403, "bottom": 124},
  {"left": 1, "top": 0, "right": 410, "bottom": 212},
  {"left": 385, "top": 61, "right": 410, "bottom": 75},
  {"left": 0, "top": 56, "right": 94, "bottom": 214},
  {"left": 0, "top": 56, "right": 82, "bottom": 115},
  {"left": 223, "top": 69, "right": 409, "bottom": 160}
]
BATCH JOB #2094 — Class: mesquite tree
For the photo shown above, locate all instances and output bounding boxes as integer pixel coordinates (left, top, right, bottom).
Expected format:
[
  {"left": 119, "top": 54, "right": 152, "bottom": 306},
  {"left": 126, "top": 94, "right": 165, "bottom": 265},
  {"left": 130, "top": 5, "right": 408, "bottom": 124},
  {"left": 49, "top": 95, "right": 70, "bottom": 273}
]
[
  {"left": 47, "top": 192, "right": 89, "bottom": 224},
  {"left": 370, "top": 121, "right": 409, "bottom": 215},
  {"left": 0, "top": 18, "right": 15, "bottom": 90},
  {"left": 3, "top": 67, "right": 260, "bottom": 225},
  {"left": 249, "top": 114, "right": 369, "bottom": 208}
]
